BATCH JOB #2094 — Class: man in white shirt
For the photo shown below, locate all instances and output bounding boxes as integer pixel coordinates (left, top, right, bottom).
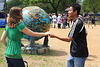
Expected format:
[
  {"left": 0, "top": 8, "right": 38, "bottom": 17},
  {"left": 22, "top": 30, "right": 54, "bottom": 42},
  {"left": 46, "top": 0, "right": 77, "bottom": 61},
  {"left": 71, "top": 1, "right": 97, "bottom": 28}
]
[
  {"left": 57, "top": 14, "right": 62, "bottom": 28},
  {"left": 52, "top": 13, "right": 57, "bottom": 28}
]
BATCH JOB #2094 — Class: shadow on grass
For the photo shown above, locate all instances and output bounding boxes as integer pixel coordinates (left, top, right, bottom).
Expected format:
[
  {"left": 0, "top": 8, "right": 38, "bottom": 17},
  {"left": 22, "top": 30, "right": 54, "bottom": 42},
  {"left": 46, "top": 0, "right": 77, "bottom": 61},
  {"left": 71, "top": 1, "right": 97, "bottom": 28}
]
[
  {"left": 86, "top": 58, "right": 94, "bottom": 61},
  {"left": 86, "top": 54, "right": 97, "bottom": 61},
  {"left": 22, "top": 49, "right": 67, "bottom": 57},
  {"left": 40, "top": 49, "right": 67, "bottom": 56},
  {"left": 89, "top": 54, "right": 97, "bottom": 58}
]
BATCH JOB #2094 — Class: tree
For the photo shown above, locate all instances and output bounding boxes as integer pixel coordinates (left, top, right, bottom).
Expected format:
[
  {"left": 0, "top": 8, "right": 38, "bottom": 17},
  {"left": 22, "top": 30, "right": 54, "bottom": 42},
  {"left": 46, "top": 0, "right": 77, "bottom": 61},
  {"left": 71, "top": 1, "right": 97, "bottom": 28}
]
[
  {"left": 82, "top": 0, "right": 90, "bottom": 14},
  {"left": 7, "top": 0, "right": 23, "bottom": 13},
  {"left": 82, "top": 0, "right": 100, "bottom": 19},
  {"left": 70, "top": 0, "right": 82, "bottom": 3},
  {"left": 36, "top": 3, "right": 53, "bottom": 13},
  {"left": 71, "top": 0, "right": 76, "bottom": 3},
  {"left": 20, "top": 0, "right": 62, "bottom": 16},
  {"left": 39, "top": 0, "right": 61, "bottom": 16},
  {"left": 60, "top": 0, "right": 72, "bottom": 13}
]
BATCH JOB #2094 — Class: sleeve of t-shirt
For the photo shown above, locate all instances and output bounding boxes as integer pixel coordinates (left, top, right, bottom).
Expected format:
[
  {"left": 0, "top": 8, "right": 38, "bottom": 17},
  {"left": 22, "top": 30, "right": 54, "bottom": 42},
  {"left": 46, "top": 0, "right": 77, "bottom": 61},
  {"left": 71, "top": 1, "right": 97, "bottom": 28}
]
[
  {"left": 17, "top": 23, "right": 26, "bottom": 32},
  {"left": 68, "top": 20, "right": 83, "bottom": 38},
  {"left": 4, "top": 25, "right": 7, "bottom": 31}
]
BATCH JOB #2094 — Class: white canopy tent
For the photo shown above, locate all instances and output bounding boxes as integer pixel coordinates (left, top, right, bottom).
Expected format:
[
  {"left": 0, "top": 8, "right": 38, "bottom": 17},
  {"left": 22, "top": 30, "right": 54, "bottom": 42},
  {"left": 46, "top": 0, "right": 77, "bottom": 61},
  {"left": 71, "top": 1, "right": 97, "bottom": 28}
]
[
  {"left": 0, "top": 3, "right": 4, "bottom": 11},
  {"left": 0, "top": 0, "right": 5, "bottom": 11},
  {"left": 0, "top": 0, "right": 4, "bottom": 2},
  {"left": 0, "top": 0, "right": 7, "bottom": 28}
]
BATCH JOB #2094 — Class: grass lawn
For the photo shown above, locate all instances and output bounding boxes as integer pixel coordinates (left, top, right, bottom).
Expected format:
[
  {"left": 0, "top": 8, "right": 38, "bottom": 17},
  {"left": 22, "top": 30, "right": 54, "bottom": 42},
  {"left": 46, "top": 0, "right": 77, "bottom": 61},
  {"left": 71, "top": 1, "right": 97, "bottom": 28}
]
[
  {"left": 95, "top": 21, "right": 100, "bottom": 25},
  {"left": 0, "top": 28, "right": 7, "bottom": 67}
]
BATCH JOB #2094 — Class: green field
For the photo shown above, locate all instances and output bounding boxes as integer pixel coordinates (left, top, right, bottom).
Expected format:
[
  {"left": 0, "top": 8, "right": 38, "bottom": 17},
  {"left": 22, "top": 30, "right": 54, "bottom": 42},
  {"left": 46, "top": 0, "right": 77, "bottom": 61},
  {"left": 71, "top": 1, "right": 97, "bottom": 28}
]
[
  {"left": 0, "top": 28, "right": 6, "bottom": 67},
  {"left": 95, "top": 21, "right": 100, "bottom": 25}
]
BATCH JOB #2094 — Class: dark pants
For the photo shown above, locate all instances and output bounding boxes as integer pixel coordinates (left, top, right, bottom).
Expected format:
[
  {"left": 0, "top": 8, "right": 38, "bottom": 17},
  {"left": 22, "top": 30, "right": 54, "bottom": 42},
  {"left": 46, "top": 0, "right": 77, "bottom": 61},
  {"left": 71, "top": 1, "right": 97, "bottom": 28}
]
[
  {"left": 58, "top": 24, "right": 61, "bottom": 28},
  {"left": 67, "top": 23, "right": 70, "bottom": 28},
  {"left": 6, "top": 57, "right": 25, "bottom": 67}
]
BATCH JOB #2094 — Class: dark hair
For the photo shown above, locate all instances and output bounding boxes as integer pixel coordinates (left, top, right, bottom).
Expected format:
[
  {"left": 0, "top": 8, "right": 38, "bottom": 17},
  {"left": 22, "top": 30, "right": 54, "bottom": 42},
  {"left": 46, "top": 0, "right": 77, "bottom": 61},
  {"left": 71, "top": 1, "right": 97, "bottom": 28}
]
[
  {"left": 70, "top": 3, "right": 81, "bottom": 15},
  {"left": 8, "top": 7, "right": 23, "bottom": 28},
  {"left": 88, "top": 14, "right": 91, "bottom": 16}
]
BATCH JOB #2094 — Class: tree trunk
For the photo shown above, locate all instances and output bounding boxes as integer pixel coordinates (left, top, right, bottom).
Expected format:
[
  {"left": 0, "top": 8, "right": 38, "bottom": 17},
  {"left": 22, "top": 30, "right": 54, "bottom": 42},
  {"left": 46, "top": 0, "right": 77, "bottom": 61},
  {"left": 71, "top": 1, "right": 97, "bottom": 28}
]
[
  {"left": 93, "top": 8, "right": 96, "bottom": 20},
  {"left": 93, "top": 8, "right": 96, "bottom": 26},
  {"left": 49, "top": 0, "right": 61, "bottom": 16},
  {"left": 61, "top": 0, "right": 67, "bottom": 13},
  {"left": 55, "top": 8, "right": 58, "bottom": 16},
  {"left": 50, "top": 3, "right": 58, "bottom": 16}
]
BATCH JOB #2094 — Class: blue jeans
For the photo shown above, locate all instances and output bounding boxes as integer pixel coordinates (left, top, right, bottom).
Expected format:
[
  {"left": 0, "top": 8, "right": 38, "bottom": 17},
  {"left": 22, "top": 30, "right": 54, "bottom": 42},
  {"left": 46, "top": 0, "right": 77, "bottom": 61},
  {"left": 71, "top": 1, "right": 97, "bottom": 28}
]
[
  {"left": 62, "top": 22, "right": 66, "bottom": 29},
  {"left": 54, "top": 21, "right": 56, "bottom": 28},
  {"left": 6, "top": 57, "right": 25, "bottom": 67},
  {"left": 67, "top": 54, "right": 87, "bottom": 67}
]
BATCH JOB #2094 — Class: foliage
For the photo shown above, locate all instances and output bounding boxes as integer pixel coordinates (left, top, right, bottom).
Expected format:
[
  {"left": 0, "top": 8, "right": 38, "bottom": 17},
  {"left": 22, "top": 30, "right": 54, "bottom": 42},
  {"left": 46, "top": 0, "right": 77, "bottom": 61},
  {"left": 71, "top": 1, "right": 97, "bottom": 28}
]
[
  {"left": 33, "top": 0, "right": 62, "bottom": 16},
  {"left": 59, "top": 0, "right": 72, "bottom": 13},
  {"left": 7, "top": 0, "right": 81, "bottom": 14},
  {"left": 7, "top": 0, "right": 24, "bottom": 13},
  {"left": 70, "top": 0, "right": 76, "bottom": 3},
  {"left": 82, "top": 0, "right": 90, "bottom": 14},
  {"left": 36, "top": 3, "right": 53, "bottom": 13},
  {"left": 20, "top": 0, "right": 78, "bottom": 15},
  {"left": 82, "top": 0, "right": 100, "bottom": 19}
]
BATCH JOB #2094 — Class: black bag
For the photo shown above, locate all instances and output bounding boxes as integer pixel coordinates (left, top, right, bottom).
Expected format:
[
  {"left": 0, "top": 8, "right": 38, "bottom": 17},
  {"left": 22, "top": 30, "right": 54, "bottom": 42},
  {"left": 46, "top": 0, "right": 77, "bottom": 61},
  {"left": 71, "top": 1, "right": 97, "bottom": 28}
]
[{"left": 24, "top": 61, "right": 28, "bottom": 67}]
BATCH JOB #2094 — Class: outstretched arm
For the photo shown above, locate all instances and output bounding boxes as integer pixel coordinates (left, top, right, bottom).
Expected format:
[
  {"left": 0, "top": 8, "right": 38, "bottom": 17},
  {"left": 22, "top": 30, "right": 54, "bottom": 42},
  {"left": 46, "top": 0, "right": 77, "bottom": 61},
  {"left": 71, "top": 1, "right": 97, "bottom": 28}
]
[
  {"left": 21, "top": 27, "right": 49, "bottom": 37},
  {"left": 49, "top": 33, "right": 72, "bottom": 42},
  {"left": 1, "top": 30, "right": 7, "bottom": 46}
]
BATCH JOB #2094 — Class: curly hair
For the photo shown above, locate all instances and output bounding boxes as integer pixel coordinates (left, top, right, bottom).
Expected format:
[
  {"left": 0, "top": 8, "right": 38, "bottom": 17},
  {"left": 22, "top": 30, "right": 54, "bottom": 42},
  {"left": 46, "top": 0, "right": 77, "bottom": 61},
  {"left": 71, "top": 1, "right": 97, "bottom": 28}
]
[{"left": 7, "top": 7, "right": 23, "bottom": 28}]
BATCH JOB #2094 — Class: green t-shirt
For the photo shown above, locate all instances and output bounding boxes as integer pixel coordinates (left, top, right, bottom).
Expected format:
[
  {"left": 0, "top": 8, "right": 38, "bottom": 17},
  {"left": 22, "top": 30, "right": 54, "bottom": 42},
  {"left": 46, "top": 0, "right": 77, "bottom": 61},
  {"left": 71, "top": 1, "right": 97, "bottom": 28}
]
[{"left": 4, "top": 23, "right": 25, "bottom": 59}]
